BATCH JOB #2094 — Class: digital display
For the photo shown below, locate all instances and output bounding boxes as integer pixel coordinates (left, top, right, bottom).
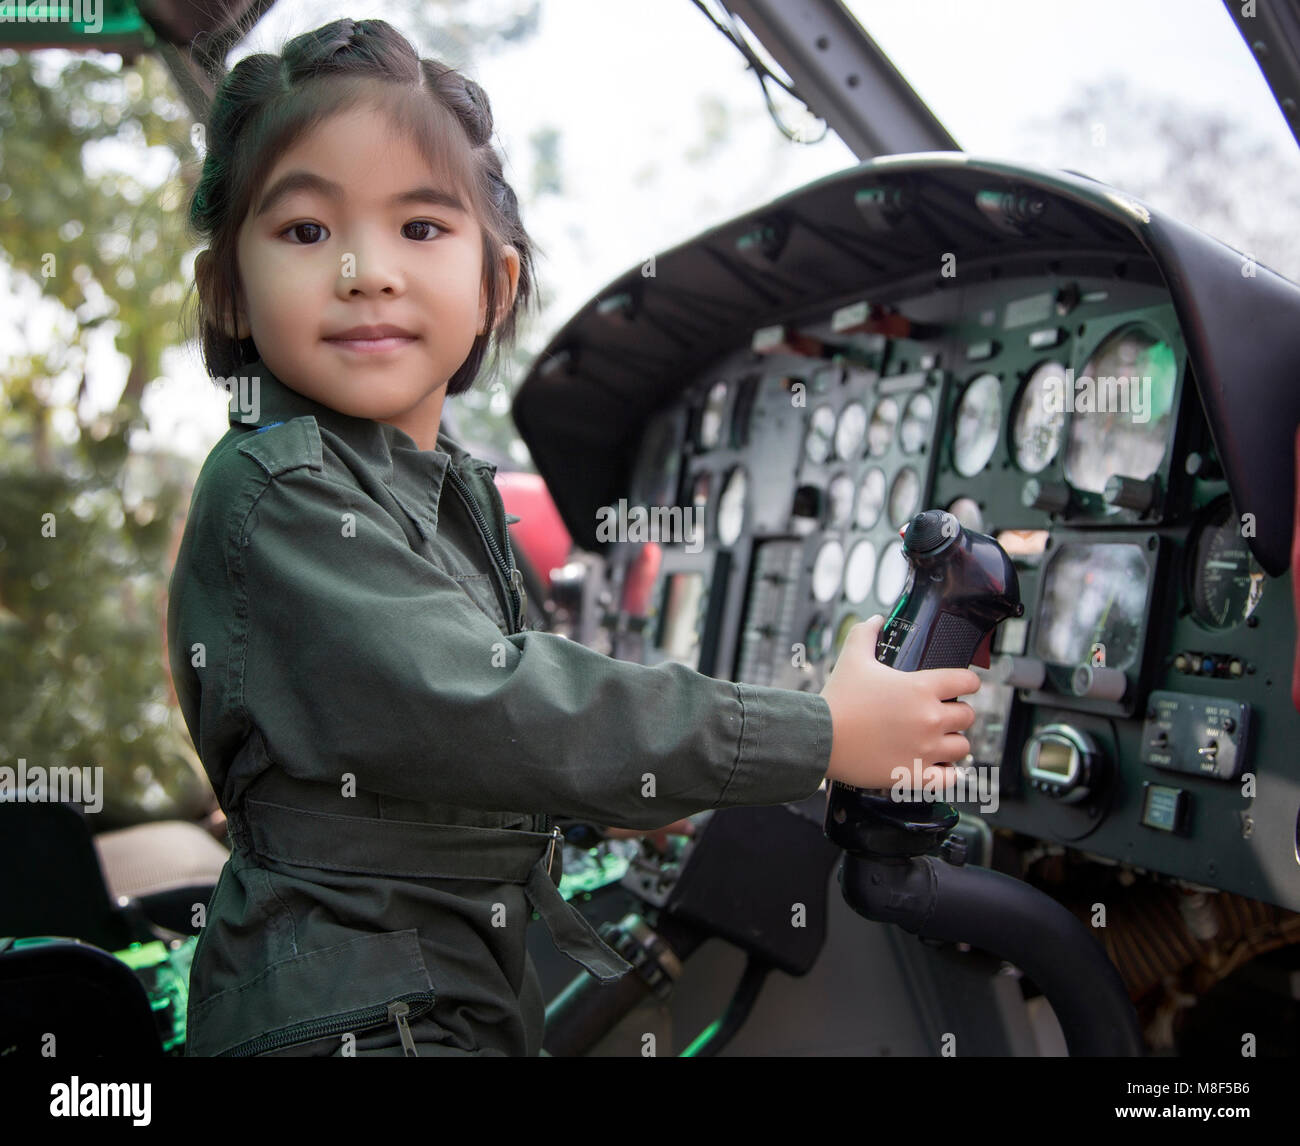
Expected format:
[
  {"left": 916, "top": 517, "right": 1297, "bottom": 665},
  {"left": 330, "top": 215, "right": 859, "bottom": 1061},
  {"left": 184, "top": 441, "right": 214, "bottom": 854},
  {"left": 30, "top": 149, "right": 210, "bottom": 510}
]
[
  {"left": 658, "top": 573, "right": 705, "bottom": 669},
  {"left": 1035, "top": 740, "right": 1074, "bottom": 777}
]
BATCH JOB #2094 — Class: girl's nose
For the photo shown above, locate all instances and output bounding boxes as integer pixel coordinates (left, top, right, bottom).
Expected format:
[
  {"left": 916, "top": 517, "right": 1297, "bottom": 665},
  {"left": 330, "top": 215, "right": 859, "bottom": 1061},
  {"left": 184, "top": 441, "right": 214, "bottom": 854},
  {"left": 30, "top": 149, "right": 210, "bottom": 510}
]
[{"left": 336, "top": 244, "right": 404, "bottom": 295}]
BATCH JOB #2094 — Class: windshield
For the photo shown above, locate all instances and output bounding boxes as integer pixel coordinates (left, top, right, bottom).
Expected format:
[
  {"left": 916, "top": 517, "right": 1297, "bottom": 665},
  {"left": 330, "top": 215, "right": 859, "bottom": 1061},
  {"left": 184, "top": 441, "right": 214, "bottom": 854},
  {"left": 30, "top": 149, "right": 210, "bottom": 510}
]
[{"left": 844, "top": 0, "right": 1300, "bottom": 280}]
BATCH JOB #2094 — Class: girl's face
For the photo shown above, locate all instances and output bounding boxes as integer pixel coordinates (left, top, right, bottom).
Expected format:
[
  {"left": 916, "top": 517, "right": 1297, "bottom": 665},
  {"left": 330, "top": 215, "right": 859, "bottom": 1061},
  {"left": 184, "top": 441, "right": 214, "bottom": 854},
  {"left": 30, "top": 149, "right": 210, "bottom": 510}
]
[{"left": 223, "top": 101, "right": 518, "bottom": 450}]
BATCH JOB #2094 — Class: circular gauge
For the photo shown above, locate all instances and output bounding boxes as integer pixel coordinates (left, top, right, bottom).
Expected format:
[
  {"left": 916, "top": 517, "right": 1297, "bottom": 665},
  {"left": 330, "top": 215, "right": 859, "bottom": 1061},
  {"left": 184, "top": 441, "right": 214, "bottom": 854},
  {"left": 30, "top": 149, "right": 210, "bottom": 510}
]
[
  {"left": 889, "top": 467, "right": 921, "bottom": 527},
  {"left": 1034, "top": 543, "right": 1148, "bottom": 670},
  {"left": 947, "top": 497, "right": 983, "bottom": 532},
  {"left": 835, "top": 401, "right": 867, "bottom": 461},
  {"left": 855, "top": 467, "right": 887, "bottom": 529},
  {"left": 1064, "top": 326, "right": 1177, "bottom": 495},
  {"left": 831, "top": 613, "right": 862, "bottom": 669},
  {"left": 953, "top": 373, "right": 1002, "bottom": 476},
  {"left": 867, "top": 397, "right": 900, "bottom": 457},
  {"left": 1013, "top": 360, "right": 1067, "bottom": 473},
  {"left": 805, "top": 405, "right": 836, "bottom": 465},
  {"left": 844, "top": 540, "right": 878, "bottom": 604},
  {"left": 900, "top": 392, "right": 935, "bottom": 454},
  {"left": 717, "top": 466, "right": 748, "bottom": 548},
  {"left": 1188, "top": 498, "right": 1264, "bottom": 630},
  {"left": 697, "top": 381, "right": 728, "bottom": 450},
  {"left": 827, "top": 473, "right": 855, "bottom": 527},
  {"left": 876, "top": 539, "right": 911, "bottom": 606},
  {"left": 811, "top": 539, "right": 845, "bottom": 603},
  {"left": 805, "top": 613, "right": 833, "bottom": 664}
]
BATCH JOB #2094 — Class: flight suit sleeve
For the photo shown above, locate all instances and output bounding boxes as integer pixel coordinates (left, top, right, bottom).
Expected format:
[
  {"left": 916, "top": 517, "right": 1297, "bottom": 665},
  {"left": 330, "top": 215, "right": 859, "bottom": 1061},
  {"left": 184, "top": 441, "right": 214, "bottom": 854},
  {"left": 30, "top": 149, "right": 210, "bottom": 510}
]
[{"left": 235, "top": 461, "right": 833, "bottom": 828}]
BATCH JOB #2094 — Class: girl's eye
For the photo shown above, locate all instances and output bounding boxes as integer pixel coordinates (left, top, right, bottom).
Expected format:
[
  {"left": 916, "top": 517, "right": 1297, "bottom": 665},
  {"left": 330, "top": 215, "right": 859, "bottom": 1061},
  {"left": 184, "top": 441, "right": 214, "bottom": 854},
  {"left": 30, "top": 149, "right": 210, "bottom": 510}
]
[
  {"left": 403, "top": 220, "right": 446, "bottom": 241},
  {"left": 277, "top": 221, "right": 445, "bottom": 243},
  {"left": 281, "top": 222, "right": 327, "bottom": 244}
]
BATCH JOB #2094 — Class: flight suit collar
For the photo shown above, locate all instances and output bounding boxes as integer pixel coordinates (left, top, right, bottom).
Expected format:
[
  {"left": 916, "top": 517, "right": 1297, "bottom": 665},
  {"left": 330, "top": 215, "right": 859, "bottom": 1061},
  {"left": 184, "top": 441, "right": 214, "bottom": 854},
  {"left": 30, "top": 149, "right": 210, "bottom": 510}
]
[
  {"left": 226, "top": 355, "right": 488, "bottom": 467},
  {"left": 225, "top": 356, "right": 495, "bottom": 531}
]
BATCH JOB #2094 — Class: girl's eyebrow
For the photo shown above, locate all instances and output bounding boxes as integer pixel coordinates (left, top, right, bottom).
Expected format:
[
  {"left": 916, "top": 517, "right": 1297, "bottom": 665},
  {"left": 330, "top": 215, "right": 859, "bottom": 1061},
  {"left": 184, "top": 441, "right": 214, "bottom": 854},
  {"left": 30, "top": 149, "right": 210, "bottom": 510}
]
[{"left": 255, "top": 170, "right": 467, "bottom": 219}]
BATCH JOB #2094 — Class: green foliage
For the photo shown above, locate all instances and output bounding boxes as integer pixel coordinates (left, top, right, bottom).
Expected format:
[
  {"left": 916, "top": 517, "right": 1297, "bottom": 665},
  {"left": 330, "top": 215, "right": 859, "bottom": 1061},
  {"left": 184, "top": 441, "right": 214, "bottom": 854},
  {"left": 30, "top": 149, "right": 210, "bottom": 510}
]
[{"left": 0, "top": 47, "right": 212, "bottom": 828}]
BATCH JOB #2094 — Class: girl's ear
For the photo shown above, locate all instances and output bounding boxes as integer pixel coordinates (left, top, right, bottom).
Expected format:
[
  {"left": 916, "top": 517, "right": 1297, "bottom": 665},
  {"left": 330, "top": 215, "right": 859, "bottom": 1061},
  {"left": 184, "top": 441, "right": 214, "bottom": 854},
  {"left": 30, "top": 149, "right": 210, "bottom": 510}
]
[
  {"left": 195, "top": 249, "right": 252, "bottom": 340},
  {"left": 478, "top": 244, "right": 521, "bottom": 336}
]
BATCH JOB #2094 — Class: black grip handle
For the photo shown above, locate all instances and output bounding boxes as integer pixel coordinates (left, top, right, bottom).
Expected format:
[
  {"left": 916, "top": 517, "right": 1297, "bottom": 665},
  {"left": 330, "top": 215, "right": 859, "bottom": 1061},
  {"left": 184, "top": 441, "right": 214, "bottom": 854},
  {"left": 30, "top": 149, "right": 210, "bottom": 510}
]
[{"left": 917, "top": 611, "right": 985, "bottom": 671}]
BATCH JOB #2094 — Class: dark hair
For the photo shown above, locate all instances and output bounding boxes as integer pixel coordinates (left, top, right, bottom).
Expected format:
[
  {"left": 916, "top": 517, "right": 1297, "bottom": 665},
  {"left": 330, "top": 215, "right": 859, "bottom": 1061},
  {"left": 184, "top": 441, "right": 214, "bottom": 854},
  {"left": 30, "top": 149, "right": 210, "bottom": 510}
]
[{"left": 179, "top": 17, "right": 537, "bottom": 397}]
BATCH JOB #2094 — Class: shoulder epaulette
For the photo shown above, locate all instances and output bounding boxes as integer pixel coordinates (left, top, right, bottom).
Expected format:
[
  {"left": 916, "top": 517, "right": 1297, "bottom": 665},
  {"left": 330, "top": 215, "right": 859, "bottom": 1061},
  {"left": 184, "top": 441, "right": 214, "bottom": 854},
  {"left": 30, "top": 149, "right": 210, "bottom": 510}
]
[{"left": 236, "top": 416, "right": 323, "bottom": 478}]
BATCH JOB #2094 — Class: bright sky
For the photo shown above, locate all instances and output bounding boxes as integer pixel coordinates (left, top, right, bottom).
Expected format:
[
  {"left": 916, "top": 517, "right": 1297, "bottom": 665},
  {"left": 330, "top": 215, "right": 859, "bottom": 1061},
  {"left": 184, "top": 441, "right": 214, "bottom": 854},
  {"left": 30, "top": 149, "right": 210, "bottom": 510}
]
[{"left": 4, "top": 0, "right": 1296, "bottom": 464}]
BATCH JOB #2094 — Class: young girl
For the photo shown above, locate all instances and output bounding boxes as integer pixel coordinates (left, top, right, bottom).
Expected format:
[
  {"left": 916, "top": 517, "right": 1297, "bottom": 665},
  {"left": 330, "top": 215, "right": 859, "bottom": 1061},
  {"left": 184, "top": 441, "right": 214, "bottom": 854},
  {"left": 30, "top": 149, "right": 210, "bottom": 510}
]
[{"left": 167, "top": 16, "right": 981, "bottom": 1058}]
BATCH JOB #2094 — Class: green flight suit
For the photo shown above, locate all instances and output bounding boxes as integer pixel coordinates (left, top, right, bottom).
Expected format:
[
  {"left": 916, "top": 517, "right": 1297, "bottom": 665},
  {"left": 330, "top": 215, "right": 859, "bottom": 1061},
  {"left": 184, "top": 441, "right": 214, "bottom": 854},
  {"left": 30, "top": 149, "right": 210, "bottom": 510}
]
[{"left": 166, "top": 357, "right": 834, "bottom": 1057}]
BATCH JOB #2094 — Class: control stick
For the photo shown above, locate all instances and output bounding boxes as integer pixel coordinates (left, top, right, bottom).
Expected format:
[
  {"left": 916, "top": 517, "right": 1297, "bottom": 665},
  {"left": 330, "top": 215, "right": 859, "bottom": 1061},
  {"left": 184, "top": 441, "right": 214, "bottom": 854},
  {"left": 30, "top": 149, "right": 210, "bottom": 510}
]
[{"left": 824, "top": 509, "right": 1143, "bottom": 1056}]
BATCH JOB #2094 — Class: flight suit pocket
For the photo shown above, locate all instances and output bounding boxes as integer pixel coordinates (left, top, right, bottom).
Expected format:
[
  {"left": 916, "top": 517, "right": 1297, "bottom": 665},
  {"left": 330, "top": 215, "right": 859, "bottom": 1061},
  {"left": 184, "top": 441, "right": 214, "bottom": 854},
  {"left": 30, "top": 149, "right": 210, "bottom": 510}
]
[{"left": 186, "top": 927, "right": 437, "bottom": 1057}]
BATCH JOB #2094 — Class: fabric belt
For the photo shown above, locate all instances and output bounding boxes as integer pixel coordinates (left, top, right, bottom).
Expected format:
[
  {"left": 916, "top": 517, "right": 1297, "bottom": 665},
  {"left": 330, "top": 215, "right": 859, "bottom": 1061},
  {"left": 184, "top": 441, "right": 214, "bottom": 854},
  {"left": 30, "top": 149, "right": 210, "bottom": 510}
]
[{"left": 239, "top": 797, "right": 633, "bottom": 983}]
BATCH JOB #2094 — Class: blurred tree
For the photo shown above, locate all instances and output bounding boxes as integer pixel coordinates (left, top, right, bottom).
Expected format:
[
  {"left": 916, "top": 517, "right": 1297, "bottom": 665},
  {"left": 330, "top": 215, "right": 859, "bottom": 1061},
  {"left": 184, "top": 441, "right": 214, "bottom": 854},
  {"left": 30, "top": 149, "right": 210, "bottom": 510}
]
[
  {"left": 1028, "top": 75, "right": 1300, "bottom": 283},
  {"left": 529, "top": 125, "right": 563, "bottom": 198},
  {"left": 0, "top": 47, "right": 212, "bottom": 828}
]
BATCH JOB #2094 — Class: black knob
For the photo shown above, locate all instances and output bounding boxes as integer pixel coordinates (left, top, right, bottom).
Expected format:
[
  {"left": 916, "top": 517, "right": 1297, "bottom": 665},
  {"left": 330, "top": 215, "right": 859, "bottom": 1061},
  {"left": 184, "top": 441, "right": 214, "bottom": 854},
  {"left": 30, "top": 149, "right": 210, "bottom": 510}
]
[
  {"left": 1104, "top": 474, "right": 1158, "bottom": 512},
  {"left": 902, "top": 510, "right": 959, "bottom": 555},
  {"left": 1023, "top": 479, "right": 1071, "bottom": 514}
]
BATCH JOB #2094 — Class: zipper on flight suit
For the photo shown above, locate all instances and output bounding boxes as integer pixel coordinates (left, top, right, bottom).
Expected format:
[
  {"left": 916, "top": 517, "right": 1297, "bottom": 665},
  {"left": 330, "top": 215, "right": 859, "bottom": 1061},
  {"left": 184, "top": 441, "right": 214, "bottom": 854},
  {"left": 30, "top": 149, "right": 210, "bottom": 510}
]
[
  {"left": 443, "top": 466, "right": 525, "bottom": 634},
  {"left": 444, "top": 468, "right": 557, "bottom": 874},
  {"left": 220, "top": 991, "right": 437, "bottom": 1057}
]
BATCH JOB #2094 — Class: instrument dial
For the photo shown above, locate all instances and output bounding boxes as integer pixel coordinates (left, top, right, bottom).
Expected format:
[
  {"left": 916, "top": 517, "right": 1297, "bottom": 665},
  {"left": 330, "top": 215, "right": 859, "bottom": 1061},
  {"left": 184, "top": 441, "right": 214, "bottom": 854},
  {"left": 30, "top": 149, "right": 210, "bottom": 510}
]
[
  {"left": 1064, "top": 326, "right": 1176, "bottom": 496},
  {"left": 717, "top": 466, "right": 748, "bottom": 548},
  {"left": 827, "top": 473, "right": 855, "bottom": 527},
  {"left": 1012, "top": 360, "right": 1067, "bottom": 473},
  {"left": 867, "top": 397, "right": 900, "bottom": 457},
  {"left": 805, "top": 405, "right": 836, "bottom": 465},
  {"left": 947, "top": 497, "right": 984, "bottom": 532},
  {"left": 844, "top": 540, "right": 878, "bottom": 604},
  {"left": 953, "top": 373, "right": 1002, "bottom": 476},
  {"left": 855, "top": 468, "right": 887, "bottom": 529},
  {"left": 889, "top": 466, "right": 921, "bottom": 528},
  {"left": 835, "top": 401, "right": 867, "bottom": 461},
  {"left": 1188, "top": 498, "right": 1264, "bottom": 630},
  {"left": 900, "top": 391, "right": 935, "bottom": 454},
  {"left": 811, "top": 539, "right": 845, "bottom": 603}
]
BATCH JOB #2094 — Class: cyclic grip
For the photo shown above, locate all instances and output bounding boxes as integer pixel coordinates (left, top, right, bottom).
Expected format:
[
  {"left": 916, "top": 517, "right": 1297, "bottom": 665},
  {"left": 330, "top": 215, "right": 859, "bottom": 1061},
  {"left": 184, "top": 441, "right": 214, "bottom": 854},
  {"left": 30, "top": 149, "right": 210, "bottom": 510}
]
[{"left": 824, "top": 509, "right": 1024, "bottom": 857}]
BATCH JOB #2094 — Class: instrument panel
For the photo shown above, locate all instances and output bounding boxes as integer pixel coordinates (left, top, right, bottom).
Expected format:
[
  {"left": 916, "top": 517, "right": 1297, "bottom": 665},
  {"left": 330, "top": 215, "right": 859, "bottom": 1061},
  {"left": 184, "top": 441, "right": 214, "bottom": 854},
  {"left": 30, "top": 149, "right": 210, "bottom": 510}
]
[
  {"left": 514, "top": 156, "right": 1300, "bottom": 914},
  {"left": 598, "top": 271, "right": 1294, "bottom": 911}
]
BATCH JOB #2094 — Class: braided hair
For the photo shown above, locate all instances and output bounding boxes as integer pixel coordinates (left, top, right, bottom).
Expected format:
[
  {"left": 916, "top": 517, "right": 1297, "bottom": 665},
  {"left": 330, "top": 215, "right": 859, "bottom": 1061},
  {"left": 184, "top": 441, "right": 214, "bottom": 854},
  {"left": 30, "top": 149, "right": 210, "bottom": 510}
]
[{"left": 182, "top": 17, "right": 537, "bottom": 397}]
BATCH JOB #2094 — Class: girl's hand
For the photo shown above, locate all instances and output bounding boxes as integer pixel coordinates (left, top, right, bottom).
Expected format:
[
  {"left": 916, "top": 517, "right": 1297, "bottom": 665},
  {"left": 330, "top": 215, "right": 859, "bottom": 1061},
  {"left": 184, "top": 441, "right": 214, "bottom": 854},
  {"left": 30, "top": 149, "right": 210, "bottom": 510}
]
[
  {"left": 603, "top": 818, "right": 696, "bottom": 852},
  {"left": 820, "top": 613, "right": 980, "bottom": 791}
]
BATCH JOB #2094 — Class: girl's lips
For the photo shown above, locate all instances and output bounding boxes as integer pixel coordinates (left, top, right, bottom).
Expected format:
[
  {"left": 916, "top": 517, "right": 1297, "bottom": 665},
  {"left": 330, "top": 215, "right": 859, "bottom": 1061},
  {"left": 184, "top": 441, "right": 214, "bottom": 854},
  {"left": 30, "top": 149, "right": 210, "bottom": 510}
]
[{"left": 325, "top": 336, "right": 417, "bottom": 354}]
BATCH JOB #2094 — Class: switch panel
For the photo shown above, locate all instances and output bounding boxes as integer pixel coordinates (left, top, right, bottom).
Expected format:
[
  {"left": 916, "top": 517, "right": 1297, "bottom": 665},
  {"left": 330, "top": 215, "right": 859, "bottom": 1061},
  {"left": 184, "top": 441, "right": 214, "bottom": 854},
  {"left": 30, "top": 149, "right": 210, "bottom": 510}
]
[{"left": 1140, "top": 691, "right": 1251, "bottom": 782}]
